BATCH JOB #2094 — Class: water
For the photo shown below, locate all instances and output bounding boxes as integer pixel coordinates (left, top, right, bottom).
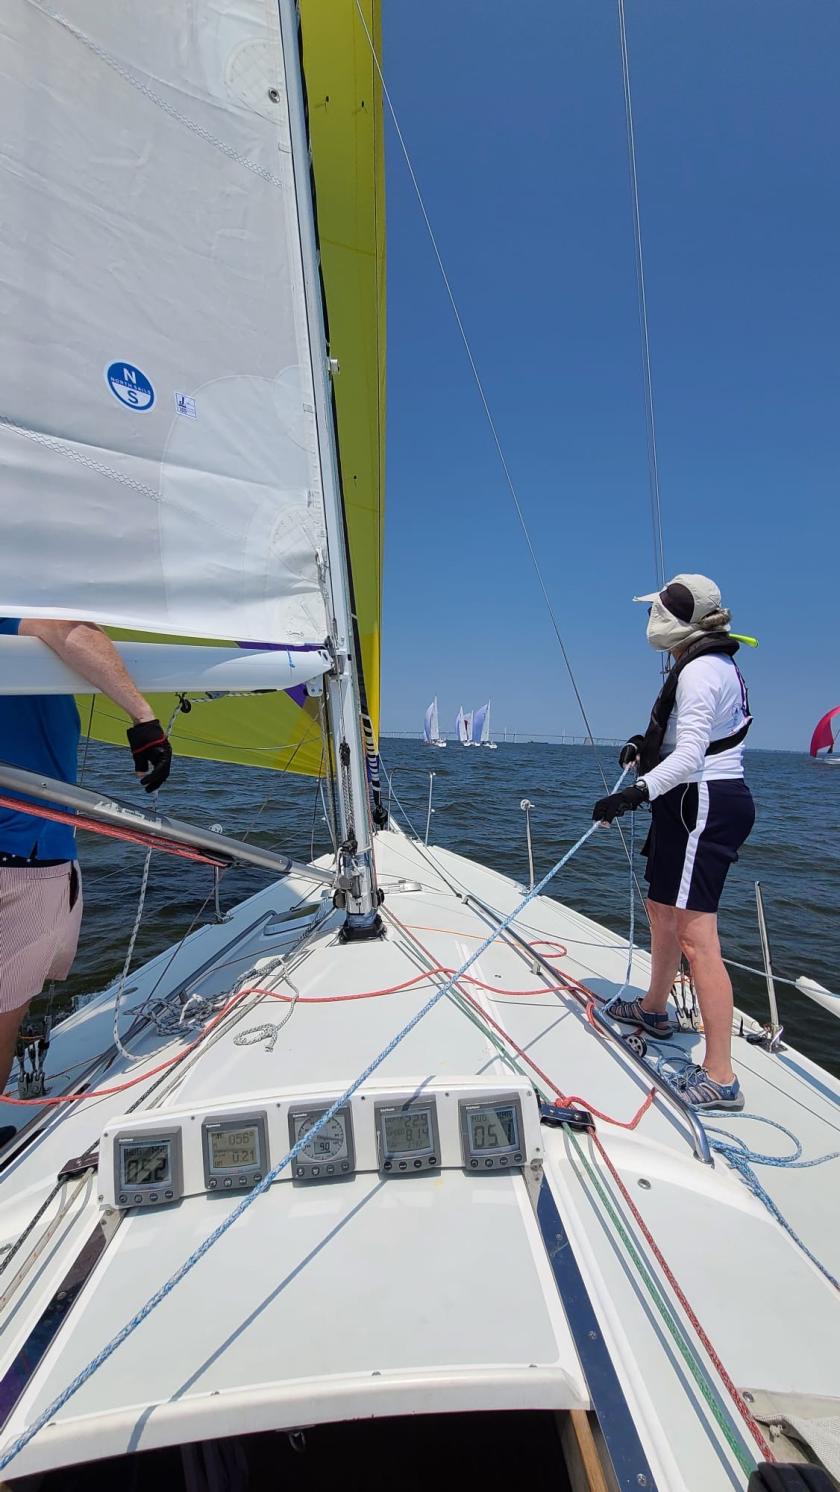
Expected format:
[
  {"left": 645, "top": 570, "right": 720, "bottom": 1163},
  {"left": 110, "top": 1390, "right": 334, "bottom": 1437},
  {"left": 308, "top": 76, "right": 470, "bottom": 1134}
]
[{"left": 50, "top": 741, "right": 840, "bottom": 1078}]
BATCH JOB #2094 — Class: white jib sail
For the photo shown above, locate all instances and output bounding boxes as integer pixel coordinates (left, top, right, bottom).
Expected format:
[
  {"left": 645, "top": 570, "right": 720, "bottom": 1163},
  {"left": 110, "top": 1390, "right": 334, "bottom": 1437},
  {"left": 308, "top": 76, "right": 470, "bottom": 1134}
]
[
  {"left": 0, "top": 1, "right": 330, "bottom": 647},
  {"left": 471, "top": 702, "right": 489, "bottom": 744},
  {"left": 423, "top": 698, "right": 444, "bottom": 746}
]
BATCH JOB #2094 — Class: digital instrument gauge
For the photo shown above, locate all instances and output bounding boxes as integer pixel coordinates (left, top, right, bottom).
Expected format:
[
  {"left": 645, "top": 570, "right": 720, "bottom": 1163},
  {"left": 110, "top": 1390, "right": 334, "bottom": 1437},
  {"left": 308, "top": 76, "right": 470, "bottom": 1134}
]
[
  {"left": 288, "top": 1105, "right": 355, "bottom": 1180},
  {"left": 459, "top": 1095, "right": 525, "bottom": 1171},
  {"left": 115, "top": 1128, "right": 183, "bottom": 1207},
  {"left": 375, "top": 1099, "right": 440, "bottom": 1173},
  {"left": 202, "top": 1111, "right": 268, "bottom": 1192}
]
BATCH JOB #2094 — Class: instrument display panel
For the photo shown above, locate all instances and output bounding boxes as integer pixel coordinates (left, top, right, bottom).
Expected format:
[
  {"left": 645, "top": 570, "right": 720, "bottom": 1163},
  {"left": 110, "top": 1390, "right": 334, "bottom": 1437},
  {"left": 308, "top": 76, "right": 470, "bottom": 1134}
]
[
  {"left": 375, "top": 1099, "right": 440, "bottom": 1173},
  {"left": 202, "top": 1111, "right": 268, "bottom": 1191},
  {"left": 288, "top": 1104, "right": 355, "bottom": 1180},
  {"left": 115, "top": 1128, "right": 183, "bottom": 1207},
  {"left": 459, "top": 1095, "right": 525, "bottom": 1170}
]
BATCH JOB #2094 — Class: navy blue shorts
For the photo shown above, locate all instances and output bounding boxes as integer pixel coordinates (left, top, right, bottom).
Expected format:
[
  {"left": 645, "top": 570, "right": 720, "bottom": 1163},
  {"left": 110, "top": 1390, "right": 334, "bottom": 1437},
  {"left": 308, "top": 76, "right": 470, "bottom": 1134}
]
[{"left": 643, "top": 779, "right": 755, "bottom": 913}]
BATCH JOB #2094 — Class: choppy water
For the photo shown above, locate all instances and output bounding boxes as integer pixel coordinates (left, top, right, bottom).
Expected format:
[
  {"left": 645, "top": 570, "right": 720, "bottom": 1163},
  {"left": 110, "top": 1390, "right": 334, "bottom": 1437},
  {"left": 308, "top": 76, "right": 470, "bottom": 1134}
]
[{"left": 49, "top": 740, "right": 840, "bottom": 1078}]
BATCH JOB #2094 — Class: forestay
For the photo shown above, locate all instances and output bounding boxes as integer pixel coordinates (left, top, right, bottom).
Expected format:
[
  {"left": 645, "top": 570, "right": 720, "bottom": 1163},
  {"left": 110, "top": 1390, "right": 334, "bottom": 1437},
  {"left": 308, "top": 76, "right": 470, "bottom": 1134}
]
[{"left": 0, "top": 0, "right": 331, "bottom": 648}]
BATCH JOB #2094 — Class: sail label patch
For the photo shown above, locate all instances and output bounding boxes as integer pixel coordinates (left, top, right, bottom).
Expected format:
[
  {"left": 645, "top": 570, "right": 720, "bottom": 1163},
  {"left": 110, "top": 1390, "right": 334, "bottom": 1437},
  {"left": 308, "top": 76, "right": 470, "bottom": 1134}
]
[
  {"left": 175, "top": 392, "right": 197, "bottom": 418},
  {"left": 106, "top": 362, "right": 155, "bottom": 411}
]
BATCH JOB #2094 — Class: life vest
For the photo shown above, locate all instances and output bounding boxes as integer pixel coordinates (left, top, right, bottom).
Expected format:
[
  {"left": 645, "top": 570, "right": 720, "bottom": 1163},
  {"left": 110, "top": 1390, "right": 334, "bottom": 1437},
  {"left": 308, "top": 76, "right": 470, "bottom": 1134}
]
[{"left": 639, "top": 634, "right": 752, "bottom": 776}]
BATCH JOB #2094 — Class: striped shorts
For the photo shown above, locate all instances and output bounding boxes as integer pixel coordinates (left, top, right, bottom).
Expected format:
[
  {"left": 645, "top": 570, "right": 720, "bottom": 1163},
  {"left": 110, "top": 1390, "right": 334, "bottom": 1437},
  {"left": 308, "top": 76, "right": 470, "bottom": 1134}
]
[
  {"left": 0, "top": 862, "right": 83, "bottom": 1015},
  {"left": 644, "top": 780, "right": 755, "bottom": 914}
]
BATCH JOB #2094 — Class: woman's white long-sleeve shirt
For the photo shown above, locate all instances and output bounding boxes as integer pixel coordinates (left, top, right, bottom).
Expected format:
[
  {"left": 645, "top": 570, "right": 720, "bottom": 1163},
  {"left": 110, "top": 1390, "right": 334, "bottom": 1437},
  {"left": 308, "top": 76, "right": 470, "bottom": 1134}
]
[{"left": 640, "top": 654, "right": 750, "bottom": 802}]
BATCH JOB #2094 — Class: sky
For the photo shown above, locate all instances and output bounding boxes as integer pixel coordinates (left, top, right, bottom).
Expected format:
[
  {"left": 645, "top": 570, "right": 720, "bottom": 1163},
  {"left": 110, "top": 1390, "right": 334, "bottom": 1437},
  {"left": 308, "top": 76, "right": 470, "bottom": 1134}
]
[{"left": 377, "top": 0, "right": 840, "bottom": 749}]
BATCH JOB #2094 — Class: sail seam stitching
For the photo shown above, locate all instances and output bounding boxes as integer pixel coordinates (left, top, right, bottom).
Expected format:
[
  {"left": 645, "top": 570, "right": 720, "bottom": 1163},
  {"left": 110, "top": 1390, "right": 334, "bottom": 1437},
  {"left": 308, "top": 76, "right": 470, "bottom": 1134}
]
[
  {"left": 0, "top": 416, "right": 161, "bottom": 503},
  {"left": 27, "top": 1, "right": 287, "bottom": 189}
]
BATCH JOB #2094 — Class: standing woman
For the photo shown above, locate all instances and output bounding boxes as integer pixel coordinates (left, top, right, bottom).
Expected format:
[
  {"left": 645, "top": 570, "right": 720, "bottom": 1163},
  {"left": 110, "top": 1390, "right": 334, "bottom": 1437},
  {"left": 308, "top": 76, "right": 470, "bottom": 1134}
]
[{"left": 592, "top": 574, "right": 755, "bottom": 1111}]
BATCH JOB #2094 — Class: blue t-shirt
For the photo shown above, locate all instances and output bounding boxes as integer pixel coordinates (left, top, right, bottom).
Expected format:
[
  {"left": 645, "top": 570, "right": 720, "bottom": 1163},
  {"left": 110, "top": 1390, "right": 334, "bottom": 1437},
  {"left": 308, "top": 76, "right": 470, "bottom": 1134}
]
[{"left": 0, "top": 619, "right": 81, "bottom": 860}]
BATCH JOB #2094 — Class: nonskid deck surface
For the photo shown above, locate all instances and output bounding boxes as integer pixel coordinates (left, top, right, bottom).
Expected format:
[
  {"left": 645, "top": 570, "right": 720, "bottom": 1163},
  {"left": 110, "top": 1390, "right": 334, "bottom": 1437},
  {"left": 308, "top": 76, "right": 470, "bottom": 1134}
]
[{"left": 0, "top": 827, "right": 837, "bottom": 1489}]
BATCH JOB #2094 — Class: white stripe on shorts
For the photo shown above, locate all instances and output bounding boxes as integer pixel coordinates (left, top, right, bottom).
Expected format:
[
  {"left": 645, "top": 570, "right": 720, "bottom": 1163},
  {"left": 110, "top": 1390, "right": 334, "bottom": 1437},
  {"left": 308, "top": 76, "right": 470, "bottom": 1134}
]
[{"left": 676, "top": 782, "right": 710, "bottom": 910}]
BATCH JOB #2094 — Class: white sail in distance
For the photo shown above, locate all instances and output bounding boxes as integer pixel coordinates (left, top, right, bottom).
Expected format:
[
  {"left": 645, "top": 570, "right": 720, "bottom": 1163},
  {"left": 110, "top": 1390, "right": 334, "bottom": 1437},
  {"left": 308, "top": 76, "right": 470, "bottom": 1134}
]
[
  {"left": 423, "top": 697, "right": 445, "bottom": 747},
  {"left": 471, "top": 702, "right": 489, "bottom": 744},
  {"left": 0, "top": 1, "right": 331, "bottom": 648},
  {"left": 423, "top": 699, "right": 437, "bottom": 743},
  {"left": 471, "top": 700, "right": 496, "bottom": 747}
]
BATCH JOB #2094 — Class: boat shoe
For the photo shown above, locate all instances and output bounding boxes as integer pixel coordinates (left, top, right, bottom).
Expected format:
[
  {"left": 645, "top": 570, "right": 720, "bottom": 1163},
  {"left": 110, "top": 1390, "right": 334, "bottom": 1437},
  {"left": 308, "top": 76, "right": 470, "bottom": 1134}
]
[
  {"left": 675, "top": 1063, "right": 744, "bottom": 1111},
  {"left": 606, "top": 997, "right": 676, "bottom": 1039}
]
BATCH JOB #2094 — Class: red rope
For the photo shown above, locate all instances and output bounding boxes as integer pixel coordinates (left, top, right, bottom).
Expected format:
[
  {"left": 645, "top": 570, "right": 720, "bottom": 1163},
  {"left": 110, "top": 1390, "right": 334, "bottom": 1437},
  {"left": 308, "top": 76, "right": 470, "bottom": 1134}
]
[
  {"left": 0, "top": 794, "right": 228, "bottom": 868},
  {"left": 0, "top": 987, "right": 249, "bottom": 1107},
  {"left": 1, "top": 891, "right": 772, "bottom": 1463},
  {"left": 589, "top": 1128, "right": 774, "bottom": 1462},
  {"left": 1, "top": 970, "right": 574, "bottom": 1109},
  {"left": 390, "top": 918, "right": 771, "bottom": 1460},
  {"left": 387, "top": 911, "right": 655, "bottom": 1130}
]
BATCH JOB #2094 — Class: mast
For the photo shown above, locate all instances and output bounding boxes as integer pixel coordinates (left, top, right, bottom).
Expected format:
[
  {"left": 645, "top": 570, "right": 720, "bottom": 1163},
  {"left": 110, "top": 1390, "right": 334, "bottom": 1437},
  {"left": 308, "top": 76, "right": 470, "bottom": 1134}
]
[{"left": 280, "top": 0, "right": 381, "bottom": 934}]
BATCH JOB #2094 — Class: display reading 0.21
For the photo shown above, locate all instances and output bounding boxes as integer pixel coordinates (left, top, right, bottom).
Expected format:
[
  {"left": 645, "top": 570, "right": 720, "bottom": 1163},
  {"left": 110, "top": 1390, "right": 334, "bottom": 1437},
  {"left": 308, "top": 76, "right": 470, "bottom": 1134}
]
[
  {"left": 468, "top": 1106, "right": 518, "bottom": 1152},
  {"left": 121, "top": 1143, "right": 171, "bottom": 1187},
  {"left": 382, "top": 1110, "right": 432, "bottom": 1155},
  {"left": 209, "top": 1128, "right": 259, "bottom": 1172}
]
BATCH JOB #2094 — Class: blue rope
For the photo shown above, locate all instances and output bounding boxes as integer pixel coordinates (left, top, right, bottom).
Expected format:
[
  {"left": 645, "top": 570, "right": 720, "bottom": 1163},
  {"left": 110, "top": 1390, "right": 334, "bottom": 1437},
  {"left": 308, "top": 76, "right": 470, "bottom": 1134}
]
[
  {"left": 603, "top": 803, "right": 636, "bottom": 1011},
  {"left": 654, "top": 1048, "right": 840, "bottom": 1292},
  {"left": 0, "top": 776, "right": 627, "bottom": 1472},
  {"left": 705, "top": 1115, "right": 840, "bottom": 1291}
]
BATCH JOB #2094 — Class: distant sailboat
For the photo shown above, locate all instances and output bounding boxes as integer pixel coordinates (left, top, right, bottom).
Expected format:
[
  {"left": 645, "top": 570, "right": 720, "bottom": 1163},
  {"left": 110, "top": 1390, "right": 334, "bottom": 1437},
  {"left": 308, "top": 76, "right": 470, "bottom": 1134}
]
[
  {"left": 810, "top": 705, "right": 840, "bottom": 763},
  {"left": 471, "top": 700, "right": 498, "bottom": 750},
  {"left": 423, "top": 697, "right": 446, "bottom": 748},
  {"left": 456, "top": 706, "right": 472, "bottom": 745}
]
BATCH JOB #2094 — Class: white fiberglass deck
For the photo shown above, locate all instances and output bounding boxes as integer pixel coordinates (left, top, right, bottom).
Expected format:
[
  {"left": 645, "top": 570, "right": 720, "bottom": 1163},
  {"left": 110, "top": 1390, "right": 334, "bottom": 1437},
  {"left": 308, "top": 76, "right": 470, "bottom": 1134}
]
[{"left": 0, "top": 826, "right": 838, "bottom": 1489}]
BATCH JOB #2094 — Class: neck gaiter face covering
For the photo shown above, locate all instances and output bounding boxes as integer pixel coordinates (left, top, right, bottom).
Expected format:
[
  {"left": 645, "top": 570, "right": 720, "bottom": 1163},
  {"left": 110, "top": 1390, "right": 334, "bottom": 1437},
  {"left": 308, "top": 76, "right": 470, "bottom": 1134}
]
[{"left": 646, "top": 598, "right": 705, "bottom": 652}]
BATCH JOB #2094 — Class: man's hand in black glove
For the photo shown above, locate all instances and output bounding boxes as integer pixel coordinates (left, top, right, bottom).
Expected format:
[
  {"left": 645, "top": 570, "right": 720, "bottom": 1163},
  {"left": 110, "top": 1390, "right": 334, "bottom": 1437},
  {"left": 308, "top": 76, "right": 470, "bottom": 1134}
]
[
  {"left": 593, "top": 783, "right": 648, "bottom": 824},
  {"left": 618, "top": 734, "right": 644, "bottom": 768},
  {"left": 127, "top": 718, "right": 173, "bottom": 793}
]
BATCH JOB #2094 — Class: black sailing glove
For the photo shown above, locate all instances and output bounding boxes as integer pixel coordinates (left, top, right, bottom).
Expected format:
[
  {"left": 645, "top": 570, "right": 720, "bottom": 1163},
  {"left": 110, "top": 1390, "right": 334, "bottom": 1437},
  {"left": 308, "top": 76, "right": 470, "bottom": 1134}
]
[
  {"left": 592, "top": 782, "right": 648, "bottom": 824},
  {"left": 127, "top": 719, "right": 173, "bottom": 793},
  {"left": 618, "top": 734, "right": 644, "bottom": 768},
  {"left": 372, "top": 801, "right": 389, "bottom": 829}
]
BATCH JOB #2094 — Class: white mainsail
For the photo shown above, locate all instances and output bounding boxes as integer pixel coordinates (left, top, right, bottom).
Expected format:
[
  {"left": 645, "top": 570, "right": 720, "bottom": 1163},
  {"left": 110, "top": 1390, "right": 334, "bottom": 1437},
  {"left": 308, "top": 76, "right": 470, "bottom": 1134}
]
[
  {"left": 423, "top": 696, "right": 443, "bottom": 744},
  {"left": 471, "top": 700, "right": 489, "bottom": 743},
  {"left": 0, "top": 0, "right": 330, "bottom": 648}
]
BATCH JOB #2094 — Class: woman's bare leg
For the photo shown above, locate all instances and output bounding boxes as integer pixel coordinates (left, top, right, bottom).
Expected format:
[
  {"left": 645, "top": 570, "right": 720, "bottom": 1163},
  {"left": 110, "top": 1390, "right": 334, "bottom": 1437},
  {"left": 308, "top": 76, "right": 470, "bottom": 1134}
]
[
  {"left": 642, "top": 898, "right": 682, "bottom": 1013},
  {"left": 675, "top": 908, "right": 734, "bottom": 1084}
]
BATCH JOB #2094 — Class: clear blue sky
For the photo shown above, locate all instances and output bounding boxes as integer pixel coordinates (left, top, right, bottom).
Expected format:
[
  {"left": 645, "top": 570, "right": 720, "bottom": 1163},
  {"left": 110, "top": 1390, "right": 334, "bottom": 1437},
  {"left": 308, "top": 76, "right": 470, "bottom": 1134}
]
[{"left": 378, "top": 0, "right": 839, "bottom": 749}]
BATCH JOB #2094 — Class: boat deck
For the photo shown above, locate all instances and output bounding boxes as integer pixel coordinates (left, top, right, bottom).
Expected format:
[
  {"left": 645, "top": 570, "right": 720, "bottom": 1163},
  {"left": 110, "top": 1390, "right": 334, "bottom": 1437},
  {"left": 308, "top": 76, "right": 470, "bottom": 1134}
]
[{"left": 0, "top": 826, "right": 838, "bottom": 1489}]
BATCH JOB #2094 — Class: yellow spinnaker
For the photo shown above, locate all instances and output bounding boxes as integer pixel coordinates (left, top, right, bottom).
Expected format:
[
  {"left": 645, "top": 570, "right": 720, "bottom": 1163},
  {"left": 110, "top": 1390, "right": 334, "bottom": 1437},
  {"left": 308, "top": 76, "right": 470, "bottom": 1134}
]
[{"left": 83, "top": 1, "right": 385, "bottom": 777}]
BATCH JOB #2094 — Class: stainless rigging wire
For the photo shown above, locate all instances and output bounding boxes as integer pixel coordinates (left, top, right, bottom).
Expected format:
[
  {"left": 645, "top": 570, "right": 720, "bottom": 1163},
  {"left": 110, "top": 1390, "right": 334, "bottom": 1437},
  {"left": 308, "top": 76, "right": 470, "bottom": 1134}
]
[
  {"left": 353, "top": 1, "right": 646, "bottom": 905},
  {"left": 617, "top": 0, "right": 666, "bottom": 590}
]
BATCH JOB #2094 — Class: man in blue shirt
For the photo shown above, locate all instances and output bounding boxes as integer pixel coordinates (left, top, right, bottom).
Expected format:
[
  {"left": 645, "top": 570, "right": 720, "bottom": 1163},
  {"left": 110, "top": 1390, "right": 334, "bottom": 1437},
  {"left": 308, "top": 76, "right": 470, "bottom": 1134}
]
[{"left": 0, "top": 618, "right": 171, "bottom": 1128}]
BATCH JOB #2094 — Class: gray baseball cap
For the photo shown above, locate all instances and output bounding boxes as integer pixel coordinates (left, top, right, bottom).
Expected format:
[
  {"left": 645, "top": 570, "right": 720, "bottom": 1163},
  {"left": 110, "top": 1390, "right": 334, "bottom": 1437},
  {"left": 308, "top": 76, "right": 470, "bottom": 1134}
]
[{"left": 633, "top": 573, "right": 722, "bottom": 624}]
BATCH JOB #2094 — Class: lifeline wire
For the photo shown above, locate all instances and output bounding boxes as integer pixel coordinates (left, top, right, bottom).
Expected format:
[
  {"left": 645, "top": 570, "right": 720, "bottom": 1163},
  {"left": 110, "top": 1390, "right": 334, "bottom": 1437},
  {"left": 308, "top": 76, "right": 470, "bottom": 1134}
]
[{"left": 0, "top": 776, "right": 626, "bottom": 1473}]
